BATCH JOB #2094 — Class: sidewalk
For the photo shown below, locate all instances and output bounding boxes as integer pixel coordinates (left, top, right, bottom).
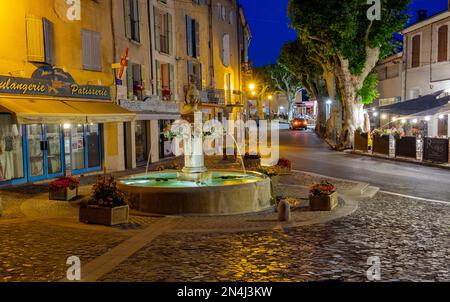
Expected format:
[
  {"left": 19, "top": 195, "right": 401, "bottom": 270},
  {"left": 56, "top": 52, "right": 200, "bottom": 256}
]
[{"left": 348, "top": 150, "right": 450, "bottom": 171}]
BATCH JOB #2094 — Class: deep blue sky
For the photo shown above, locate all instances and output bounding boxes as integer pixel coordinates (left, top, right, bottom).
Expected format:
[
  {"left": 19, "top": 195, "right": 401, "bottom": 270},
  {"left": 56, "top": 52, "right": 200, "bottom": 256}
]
[{"left": 239, "top": 0, "right": 448, "bottom": 67}]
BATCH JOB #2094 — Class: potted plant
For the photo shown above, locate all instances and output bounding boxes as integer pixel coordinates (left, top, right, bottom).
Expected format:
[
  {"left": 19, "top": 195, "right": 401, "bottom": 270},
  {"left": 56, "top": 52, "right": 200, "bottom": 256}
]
[
  {"left": 49, "top": 176, "right": 80, "bottom": 201},
  {"left": 243, "top": 153, "right": 261, "bottom": 170},
  {"left": 309, "top": 180, "right": 338, "bottom": 211},
  {"left": 79, "top": 175, "right": 129, "bottom": 226},
  {"left": 276, "top": 158, "right": 292, "bottom": 174},
  {"left": 257, "top": 165, "right": 281, "bottom": 186}
]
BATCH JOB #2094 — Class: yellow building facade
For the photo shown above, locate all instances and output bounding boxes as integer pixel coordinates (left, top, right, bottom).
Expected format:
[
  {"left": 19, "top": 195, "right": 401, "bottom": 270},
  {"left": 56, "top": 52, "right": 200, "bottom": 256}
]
[{"left": 0, "top": 0, "right": 134, "bottom": 185}]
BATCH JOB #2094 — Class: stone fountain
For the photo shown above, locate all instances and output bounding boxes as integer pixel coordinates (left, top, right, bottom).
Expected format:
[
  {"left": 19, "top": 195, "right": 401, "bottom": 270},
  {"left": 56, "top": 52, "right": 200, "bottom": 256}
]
[{"left": 118, "top": 80, "right": 272, "bottom": 215}]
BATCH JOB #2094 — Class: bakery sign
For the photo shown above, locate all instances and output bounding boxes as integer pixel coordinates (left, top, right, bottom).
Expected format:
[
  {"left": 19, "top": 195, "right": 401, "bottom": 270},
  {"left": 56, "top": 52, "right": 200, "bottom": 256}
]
[{"left": 0, "top": 67, "right": 111, "bottom": 100}]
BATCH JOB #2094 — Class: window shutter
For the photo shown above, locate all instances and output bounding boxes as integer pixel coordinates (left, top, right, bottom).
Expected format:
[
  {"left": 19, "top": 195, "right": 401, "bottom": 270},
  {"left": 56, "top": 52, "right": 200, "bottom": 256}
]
[
  {"left": 153, "top": 6, "right": 161, "bottom": 51},
  {"left": 187, "top": 60, "right": 194, "bottom": 80},
  {"left": 197, "top": 64, "right": 203, "bottom": 90},
  {"left": 167, "top": 13, "right": 173, "bottom": 55},
  {"left": 26, "top": 15, "right": 45, "bottom": 62},
  {"left": 222, "top": 34, "right": 230, "bottom": 67},
  {"left": 131, "top": 0, "right": 140, "bottom": 42},
  {"left": 186, "top": 15, "right": 193, "bottom": 56},
  {"left": 195, "top": 21, "right": 200, "bottom": 58},
  {"left": 82, "top": 30, "right": 93, "bottom": 70},
  {"left": 438, "top": 26, "right": 448, "bottom": 62},
  {"left": 411, "top": 35, "right": 421, "bottom": 68},
  {"left": 43, "top": 18, "right": 55, "bottom": 65},
  {"left": 169, "top": 63, "right": 175, "bottom": 100},
  {"left": 127, "top": 63, "right": 134, "bottom": 98},
  {"left": 156, "top": 61, "right": 162, "bottom": 96},
  {"left": 124, "top": 0, "right": 131, "bottom": 39},
  {"left": 92, "top": 31, "right": 101, "bottom": 71}
]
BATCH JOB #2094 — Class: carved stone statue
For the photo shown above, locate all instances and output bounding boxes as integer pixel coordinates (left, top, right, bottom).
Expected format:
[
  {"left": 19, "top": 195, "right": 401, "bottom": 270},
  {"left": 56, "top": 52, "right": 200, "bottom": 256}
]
[{"left": 182, "top": 75, "right": 201, "bottom": 115}]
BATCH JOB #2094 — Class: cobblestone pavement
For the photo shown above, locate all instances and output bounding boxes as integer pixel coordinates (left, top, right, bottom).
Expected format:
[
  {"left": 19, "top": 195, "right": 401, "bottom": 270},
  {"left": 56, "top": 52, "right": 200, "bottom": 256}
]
[
  {"left": 100, "top": 192, "right": 450, "bottom": 282},
  {"left": 0, "top": 221, "right": 128, "bottom": 282}
]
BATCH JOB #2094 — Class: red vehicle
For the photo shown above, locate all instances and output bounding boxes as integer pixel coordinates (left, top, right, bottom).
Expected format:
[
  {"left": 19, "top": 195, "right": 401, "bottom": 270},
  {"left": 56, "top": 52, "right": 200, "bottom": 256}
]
[{"left": 290, "top": 118, "right": 308, "bottom": 130}]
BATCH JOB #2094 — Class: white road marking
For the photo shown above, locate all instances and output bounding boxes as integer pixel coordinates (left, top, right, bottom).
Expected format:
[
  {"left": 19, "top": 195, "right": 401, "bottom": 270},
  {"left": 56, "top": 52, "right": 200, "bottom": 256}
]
[{"left": 380, "top": 190, "right": 449, "bottom": 205}]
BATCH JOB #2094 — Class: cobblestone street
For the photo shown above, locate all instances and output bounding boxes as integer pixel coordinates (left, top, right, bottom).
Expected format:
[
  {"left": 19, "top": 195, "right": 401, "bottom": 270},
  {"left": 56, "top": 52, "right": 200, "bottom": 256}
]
[{"left": 1, "top": 167, "right": 449, "bottom": 282}]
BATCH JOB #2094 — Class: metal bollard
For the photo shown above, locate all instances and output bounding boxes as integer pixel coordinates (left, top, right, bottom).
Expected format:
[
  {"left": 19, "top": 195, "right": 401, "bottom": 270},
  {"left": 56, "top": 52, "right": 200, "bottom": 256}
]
[{"left": 277, "top": 199, "right": 291, "bottom": 222}]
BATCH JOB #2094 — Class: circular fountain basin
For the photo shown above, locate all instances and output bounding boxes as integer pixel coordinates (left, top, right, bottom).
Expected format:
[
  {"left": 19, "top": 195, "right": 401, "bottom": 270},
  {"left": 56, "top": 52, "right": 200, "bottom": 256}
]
[{"left": 118, "top": 170, "right": 272, "bottom": 215}]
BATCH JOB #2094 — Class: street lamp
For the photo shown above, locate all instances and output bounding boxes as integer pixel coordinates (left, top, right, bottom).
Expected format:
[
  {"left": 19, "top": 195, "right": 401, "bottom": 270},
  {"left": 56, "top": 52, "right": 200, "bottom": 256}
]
[{"left": 249, "top": 83, "right": 255, "bottom": 91}]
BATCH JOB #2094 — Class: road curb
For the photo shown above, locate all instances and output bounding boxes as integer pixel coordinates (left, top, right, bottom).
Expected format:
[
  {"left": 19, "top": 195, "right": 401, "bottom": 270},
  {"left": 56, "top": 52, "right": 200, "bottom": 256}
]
[{"left": 347, "top": 150, "right": 450, "bottom": 171}]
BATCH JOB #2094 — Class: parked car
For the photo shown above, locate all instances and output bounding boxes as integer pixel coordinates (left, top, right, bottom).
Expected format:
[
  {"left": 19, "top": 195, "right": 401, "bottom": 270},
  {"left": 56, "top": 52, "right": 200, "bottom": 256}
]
[{"left": 290, "top": 118, "right": 308, "bottom": 130}]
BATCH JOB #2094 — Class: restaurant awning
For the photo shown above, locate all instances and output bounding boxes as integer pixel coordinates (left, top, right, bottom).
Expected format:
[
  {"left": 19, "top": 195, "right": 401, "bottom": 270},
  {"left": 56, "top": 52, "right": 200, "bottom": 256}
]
[
  {"left": 379, "top": 91, "right": 450, "bottom": 116},
  {"left": 0, "top": 98, "right": 135, "bottom": 124}
]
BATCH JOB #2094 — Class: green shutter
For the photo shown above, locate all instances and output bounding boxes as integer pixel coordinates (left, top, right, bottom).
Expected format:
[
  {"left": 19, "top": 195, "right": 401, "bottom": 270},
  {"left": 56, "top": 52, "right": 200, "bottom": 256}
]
[
  {"left": 156, "top": 61, "right": 162, "bottom": 97},
  {"left": 124, "top": 0, "right": 131, "bottom": 39},
  {"left": 153, "top": 6, "right": 160, "bottom": 51},
  {"left": 169, "top": 63, "right": 174, "bottom": 100},
  {"left": 26, "top": 14, "right": 45, "bottom": 62},
  {"left": 195, "top": 21, "right": 200, "bottom": 58},
  {"left": 127, "top": 62, "right": 134, "bottom": 99},
  {"left": 186, "top": 15, "right": 192, "bottom": 56},
  {"left": 167, "top": 13, "right": 173, "bottom": 55}
]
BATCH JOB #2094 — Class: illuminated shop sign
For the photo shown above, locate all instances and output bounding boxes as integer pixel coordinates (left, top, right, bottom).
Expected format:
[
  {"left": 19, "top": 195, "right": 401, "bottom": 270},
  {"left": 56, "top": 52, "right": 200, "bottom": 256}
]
[{"left": 0, "top": 67, "right": 111, "bottom": 100}]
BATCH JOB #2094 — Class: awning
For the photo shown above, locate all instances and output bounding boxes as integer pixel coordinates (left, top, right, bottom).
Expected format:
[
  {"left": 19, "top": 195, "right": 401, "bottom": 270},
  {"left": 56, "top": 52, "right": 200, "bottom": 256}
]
[
  {"left": 0, "top": 98, "right": 135, "bottom": 124},
  {"left": 379, "top": 91, "right": 450, "bottom": 116}
]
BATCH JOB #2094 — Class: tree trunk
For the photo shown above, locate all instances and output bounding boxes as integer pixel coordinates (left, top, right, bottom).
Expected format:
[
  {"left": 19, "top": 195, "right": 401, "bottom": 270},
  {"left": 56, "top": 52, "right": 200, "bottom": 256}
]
[
  {"left": 288, "top": 98, "right": 295, "bottom": 122},
  {"left": 315, "top": 97, "right": 327, "bottom": 138}
]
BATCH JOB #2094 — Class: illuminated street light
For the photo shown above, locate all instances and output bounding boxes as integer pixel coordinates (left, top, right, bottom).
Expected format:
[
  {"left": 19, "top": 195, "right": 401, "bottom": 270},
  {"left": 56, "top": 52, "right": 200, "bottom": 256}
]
[
  {"left": 401, "top": 119, "right": 406, "bottom": 124},
  {"left": 326, "top": 99, "right": 332, "bottom": 105},
  {"left": 268, "top": 95, "right": 273, "bottom": 100},
  {"left": 63, "top": 123, "right": 71, "bottom": 129},
  {"left": 249, "top": 83, "right": 255, "bottom": 91},
  {"left": 381, "top": 114, "right": 387, "bottom": 119},
  {"left": 439, "top": 114, "right": 444, "bottom": 119},
  {"left": 425, "top": 116, "right": 431, "bottom": 121},
  {"left": 373, "top": 111, "right": 379, "bottom": 117}
]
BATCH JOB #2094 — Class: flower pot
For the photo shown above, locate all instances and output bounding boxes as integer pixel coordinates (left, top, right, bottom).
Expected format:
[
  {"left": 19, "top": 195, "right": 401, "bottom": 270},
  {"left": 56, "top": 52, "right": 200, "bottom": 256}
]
[
  {"left": 309, "top": 192, "right": 338, "bottom": 211},
  {"left": 49, "top": 187, "right": 78, "bottom": 201},
  {"left": 243, "top": 158, "right": 261, "bottom": 169},
  {"left": 79, "top": 205, "right": 129, "bottom": 226}
]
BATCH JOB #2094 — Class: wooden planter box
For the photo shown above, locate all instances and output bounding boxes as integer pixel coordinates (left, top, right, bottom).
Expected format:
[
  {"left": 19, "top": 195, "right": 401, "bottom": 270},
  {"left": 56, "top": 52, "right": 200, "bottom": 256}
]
[
  {"left": 79, "top": 205, "right": 129, "bottom": 226},
  {"left": 243, "top": 158, "right": 261, "bottom": 169},
  {"left": 309, "top": 192, "right": 338, "bottom": 211},
  {"left": 395, "top": 136, "right": 417, "bottom": 159},
  {"left": 49, "top": 187, "right": 78, "bottom": 201},
  {"left": 354, "top": 131, "right": 369, "bottom": 152},
  {"left": 372, "top": 135, "right": 390, "bottom": 155}
]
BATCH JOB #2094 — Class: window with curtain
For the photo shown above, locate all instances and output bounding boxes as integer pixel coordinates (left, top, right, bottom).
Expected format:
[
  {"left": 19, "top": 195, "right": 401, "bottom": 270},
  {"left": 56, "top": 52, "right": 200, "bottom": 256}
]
[
  {"left": 411, "top": 35, "right": 421, "bottom": 68},
  {"left": 438, "top": 25, "right": 448, "bottom": 62},
  {"left": 124, "top": 0, "right": 140, "bottom": 42},
  {"left": 154, "top": 7, "right": 172, "bottom": 55}
]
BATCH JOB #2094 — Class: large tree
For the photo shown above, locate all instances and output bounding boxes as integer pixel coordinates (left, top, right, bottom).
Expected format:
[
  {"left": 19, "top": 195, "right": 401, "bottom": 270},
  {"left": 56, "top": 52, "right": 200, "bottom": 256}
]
[
  {"left": 279, "top": 39, "right": 330, "bottom": 137},
  {"left": 289, "top": 0, "right": 409, "bottom": 149}
]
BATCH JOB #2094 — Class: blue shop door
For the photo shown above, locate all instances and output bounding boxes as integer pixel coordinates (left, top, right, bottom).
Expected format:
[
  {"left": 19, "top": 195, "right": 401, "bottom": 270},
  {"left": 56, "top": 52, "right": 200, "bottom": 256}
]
[{"left": 26, "top": 124, "right": 64, "bottom": 182}]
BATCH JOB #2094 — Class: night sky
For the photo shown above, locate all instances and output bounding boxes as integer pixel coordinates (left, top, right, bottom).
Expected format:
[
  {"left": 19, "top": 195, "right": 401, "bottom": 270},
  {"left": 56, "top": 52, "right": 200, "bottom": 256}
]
[{"left": 239, "top": 0, "right": 449, "bottom": 67}]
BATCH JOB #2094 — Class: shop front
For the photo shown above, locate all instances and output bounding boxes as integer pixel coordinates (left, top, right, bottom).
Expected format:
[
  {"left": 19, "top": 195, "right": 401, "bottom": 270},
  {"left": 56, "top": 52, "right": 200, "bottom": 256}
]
[{"left": 0, "top": 68, "right": 135, "bottom": 186}]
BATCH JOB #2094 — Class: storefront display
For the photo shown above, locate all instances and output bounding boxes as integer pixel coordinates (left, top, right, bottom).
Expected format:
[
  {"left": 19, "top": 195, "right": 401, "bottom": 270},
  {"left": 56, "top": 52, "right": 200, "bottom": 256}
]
[
  {"left": 0, "top": 115, "right": 24, "bottom": 181},
  {"left": 159, "top": 120, "right": 174, "bottom": 159}
]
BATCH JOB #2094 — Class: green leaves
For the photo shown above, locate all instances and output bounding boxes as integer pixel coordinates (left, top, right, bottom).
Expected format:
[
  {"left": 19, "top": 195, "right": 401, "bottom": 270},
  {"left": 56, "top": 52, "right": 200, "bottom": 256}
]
[{"left": 357, "top": 72, "right": 379, "bottom": 104}]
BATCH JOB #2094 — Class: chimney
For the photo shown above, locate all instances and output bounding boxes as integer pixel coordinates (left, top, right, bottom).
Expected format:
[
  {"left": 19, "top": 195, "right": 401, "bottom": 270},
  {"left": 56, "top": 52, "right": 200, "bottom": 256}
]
[{"left": 417, "top": 10, "right": 428, "bottom": 22}]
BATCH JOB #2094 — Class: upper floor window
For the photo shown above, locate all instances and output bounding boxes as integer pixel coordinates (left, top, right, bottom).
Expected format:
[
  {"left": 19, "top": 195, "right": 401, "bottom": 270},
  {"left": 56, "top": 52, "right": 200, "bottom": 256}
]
[
  {"left": 126, "top": 62, "right": 143, "bottom": 100},
  {"left": 124, "top": 0, "right": 140, "bottom": 42},
  {"left": 154, "top": 7, "right": 173, "bottom": 55},
  {"left": 438, "top": 25, "right": 448, "bottom": 62},
  {"left": 411, "top": 35, "right": 421, "bottom": 68},
  {"left": 229, "top": 11, "right": 235, "bottom": 25},
  {"left": 186, "top": 15, "right": 200, "bottom": 58},
  {"left": 221, "top": 34, "right": 230, "bottom": 67},
  {"left": 26, "top": 15, "right": 55, "bottom": 65},
  {"left": 218, "top": 3, "right": 226, "bottom": 21},
  {"left": 82, "top": 30, "right": 102, "bottom": 71}
]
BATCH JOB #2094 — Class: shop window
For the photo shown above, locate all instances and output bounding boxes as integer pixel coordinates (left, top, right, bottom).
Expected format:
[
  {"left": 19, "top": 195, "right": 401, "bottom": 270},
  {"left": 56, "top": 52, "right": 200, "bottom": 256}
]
[
  {"left": 124, "top": 0, "right": 140, "bottom": 42},
  {"left": 71, "top": 124, "right": 86, "bottom": 170},
  {"left": 71, "top": 124, "right": 102, "bottom": 172},
  {"left": 154, "top": 7, "right": 172, "bottom": 55},
  {"left": 0, "top": 116, "right": 24, "bottom": 182},
  {"left": 135, "top": 120, "right": 148, "bottom": 164},
  {"left": 156, "top": 61, "right": 174, "bottom": 101},
  {"left": 82, "top": 30, "right": 102, "bottom": 71},
  {"left": 26, "top": 15, "right": 54, "bottom": 65},
  {"left": 87, "top": 124, "right": 101, "bottom": 168},
  {"left": 159, "top": 120, "right": 174, "bottom": 159},
  {"left": 438, "top": 25, "right": 448, "bottom": 62}
]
